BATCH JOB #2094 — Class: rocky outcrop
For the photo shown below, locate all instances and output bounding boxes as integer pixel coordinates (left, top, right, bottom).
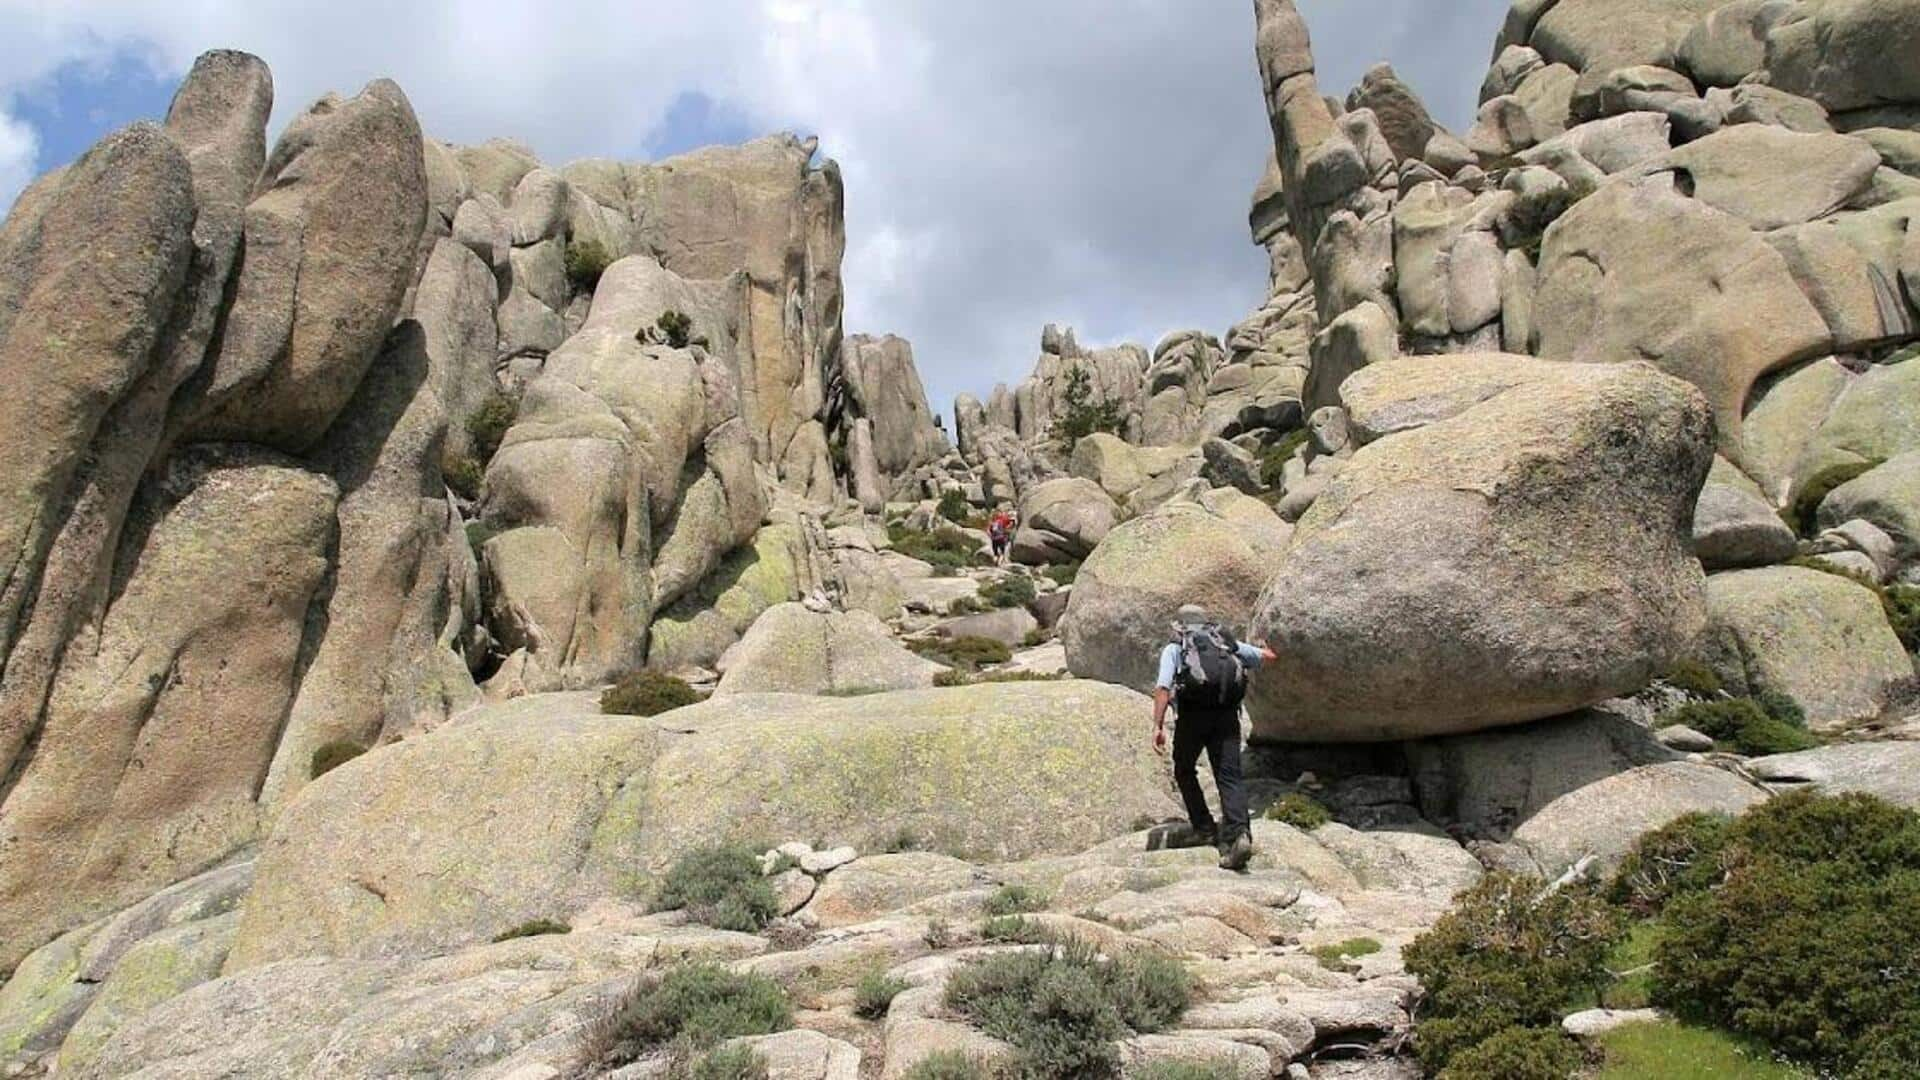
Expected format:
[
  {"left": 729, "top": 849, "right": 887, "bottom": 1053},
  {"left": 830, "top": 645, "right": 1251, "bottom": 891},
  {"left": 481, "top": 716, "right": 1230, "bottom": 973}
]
[
  {"left": 1247, "top": 356, "right": 1714, "bottom": 741},
  {"left": 714, "top": 603, "right": 944, "bottom": 696},
  {"left": 832, "top": 335, "right": 949, "bottom": 498},
  {"left": 227, "top": 683, "right": 1180, "bottom": 967},
  {"left": 1011, "top": 477, "right": 1122, "bottom": 564},
  {"left": 1062, "top": 489, "right": 1292, "bottom": 692}
]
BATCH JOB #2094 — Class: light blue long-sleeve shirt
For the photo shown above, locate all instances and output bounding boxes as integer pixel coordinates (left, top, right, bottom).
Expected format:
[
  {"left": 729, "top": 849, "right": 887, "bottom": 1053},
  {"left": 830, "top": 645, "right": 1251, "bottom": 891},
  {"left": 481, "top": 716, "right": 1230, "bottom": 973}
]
[{"left": 1155, "top": 640, "right": 1266, "bottom": 691}]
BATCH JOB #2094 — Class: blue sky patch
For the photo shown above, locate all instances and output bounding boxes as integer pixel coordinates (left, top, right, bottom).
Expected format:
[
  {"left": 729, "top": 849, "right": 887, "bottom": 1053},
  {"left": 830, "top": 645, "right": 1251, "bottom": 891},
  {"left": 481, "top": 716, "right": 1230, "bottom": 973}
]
[{"left": 11, "top": 49, "right": 177, "bottom": 174}]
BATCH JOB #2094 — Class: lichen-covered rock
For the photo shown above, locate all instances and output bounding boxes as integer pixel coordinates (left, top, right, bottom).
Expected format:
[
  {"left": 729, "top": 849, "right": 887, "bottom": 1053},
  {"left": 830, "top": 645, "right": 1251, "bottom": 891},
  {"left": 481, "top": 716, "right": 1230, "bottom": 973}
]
[
  {"left": 0, "top": 453, "right": 336, "bottom": 971},
  {"left": 226, "top": 683, "right": 1178, "bottom": 967},
  {"left": 1012, "top": 477, "right": 1122, "bottom": 564},
  {"left": 715, "top": 603, "right": 944, "bottom": 696},
  {"left": 1819, "top": 451, "right": 1920, "bottom": 561},
  {"left": 647, "top": 523, "right": 803, "bottom": 673},
  {"left": 189, "top": 79, "right": 428, "bottom": 451},
  {"left": 1248, "top": 358, "right": 1713, "bottom": 741},
  {"left": 1694, "top": 566, "right": 1913, "bottom": 731},
  {"left": 1064, "top": 490, "right": 1292, "bottom": 693},
  {"left": 1749, "top": 742, "right": 1920, "bottom": 808},
  {"left": 1694, "top": 457, "right": 1798, "bottom": 569}
]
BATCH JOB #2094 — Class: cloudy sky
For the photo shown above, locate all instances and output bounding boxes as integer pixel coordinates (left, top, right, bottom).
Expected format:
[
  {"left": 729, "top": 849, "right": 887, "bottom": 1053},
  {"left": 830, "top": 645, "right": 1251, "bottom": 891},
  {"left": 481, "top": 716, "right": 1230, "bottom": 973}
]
[{"left": 0, "top": 0, "right": 1508, "bottom": 417}]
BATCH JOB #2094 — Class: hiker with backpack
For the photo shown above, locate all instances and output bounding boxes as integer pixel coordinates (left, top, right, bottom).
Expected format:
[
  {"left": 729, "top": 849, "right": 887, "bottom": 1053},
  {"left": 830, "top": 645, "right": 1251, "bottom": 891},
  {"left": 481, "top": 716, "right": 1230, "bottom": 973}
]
[
  {"left": 1152, "top": 604, "right": 1277, "bottom": 871},
  {"left": 988, "top": 506, "right": 1015, "bottom": 566}
]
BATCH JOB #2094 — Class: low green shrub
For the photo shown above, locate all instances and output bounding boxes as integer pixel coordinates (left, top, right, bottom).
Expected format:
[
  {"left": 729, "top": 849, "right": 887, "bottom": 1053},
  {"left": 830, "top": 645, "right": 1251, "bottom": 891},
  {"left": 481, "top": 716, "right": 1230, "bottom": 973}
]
[
  {"left": 1309, "top": 937, "right": 1382, "bottom": 972},
  {"left": 910, "top": 635, "right": 1012, "bottom": 671},
  {"left": 980, "top": 915, "right": 1052, "bottom": 944},
  {"left": 855, "top": 971, "right": 911, "bottom": 1020},
  {"left": 947, "top": 596, "right": 991, "bottom": 616},
  {"left": 442, "top": 449, "right": 485, "bottom": 501},
  {"left": 945, "top": 940, "right": 1191, "bottom": 1078},
  {"left": 900, "top": 1051, "right": 997, "bottom": 1080},
  {"left": 493, "top": 917, "right": 571, "bottom": 942},
  {"left": 938, "top": 488, "right": 971, "bottom": 524},
  {"left": 933, "top": 669, "right": 1063, "bottom": 688},
  {"left": 890, "top": 525, "right": 987, "bottom": 572},
  {"left": 1020, "top": 628, "right": 1050, "bottom": 648},
  {"left": 983, "top": 884, "right": 1048, "bottom": 918},
  {"left": 1262, "top": 793, "right": 1331, "bottom": 830},
  {"left": 1658, "top": 696, "right": 1817, "bottom": 756},
  {"left": 601, "top": 670, "right": 702, "bottom": 717},
  {"left": 309, "top": 740, "right": 368, "bottom": 779},
  {"left": 651, "top": 844, "right": 780, "bottom": 933},
  {"left": 577, "top": 964, "right": 791, "bottom": 1071},
  {"left": 978, "top": 575, "right": 1037, "bottom": 610},
  {"left": 1661, "top": 660, "right": 1724, "bottom": 698},
  {"left": 1607, "top": 812, "right": 1733, "bottom": 916},
  {"left": 466, "top": 392, "right": 519, "bottom": 465},
  {"left": 1652, "top": 792, "right": 1920, "bottom": 1074},
  {"left": 1403, "top": 872, "right": 1626, "bottom": 1071},
  {"left": 657, "top": 309, "right": 694, "bottom": 349},
  {"left": 1045, "top": 562, "right": 1080, "bottom": 587},
  {"left": 1434, "top": 1025, "right": 1581, "bottom": 1080},
  {"left": 565, "top": 240, "right": 615, "bottom": 293},
  {"left": 688, "top": 1043, "right": 767, "bottom": 1080}
]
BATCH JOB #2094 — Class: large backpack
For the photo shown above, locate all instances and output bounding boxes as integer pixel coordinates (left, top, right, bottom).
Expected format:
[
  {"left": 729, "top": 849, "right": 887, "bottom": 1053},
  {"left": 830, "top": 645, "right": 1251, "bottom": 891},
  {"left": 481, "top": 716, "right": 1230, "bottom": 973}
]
[{"left": 1171, "top": 622, "right": 1248, "bottom": 709}]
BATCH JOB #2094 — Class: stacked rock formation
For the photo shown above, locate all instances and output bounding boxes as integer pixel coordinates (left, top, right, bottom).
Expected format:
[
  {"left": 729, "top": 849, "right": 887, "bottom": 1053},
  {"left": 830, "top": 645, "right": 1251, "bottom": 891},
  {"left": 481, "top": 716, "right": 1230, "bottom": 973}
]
[{"left": 0, "top": 50, "right": 959, "bottom": 977}]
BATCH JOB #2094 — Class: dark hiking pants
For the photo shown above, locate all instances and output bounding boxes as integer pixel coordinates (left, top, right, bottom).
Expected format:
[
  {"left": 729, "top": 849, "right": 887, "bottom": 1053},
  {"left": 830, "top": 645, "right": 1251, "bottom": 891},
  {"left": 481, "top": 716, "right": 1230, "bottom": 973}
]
[{"left": 1172, "top": 704, "right": 1250, "bottom": 845}]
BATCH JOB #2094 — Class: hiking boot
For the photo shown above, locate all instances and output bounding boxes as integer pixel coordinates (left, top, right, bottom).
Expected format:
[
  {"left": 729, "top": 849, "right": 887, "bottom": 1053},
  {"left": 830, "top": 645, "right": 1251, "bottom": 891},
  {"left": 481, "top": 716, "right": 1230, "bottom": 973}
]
[{"left": 1218, "top": 833, "right": 1254, "bottom": 871}]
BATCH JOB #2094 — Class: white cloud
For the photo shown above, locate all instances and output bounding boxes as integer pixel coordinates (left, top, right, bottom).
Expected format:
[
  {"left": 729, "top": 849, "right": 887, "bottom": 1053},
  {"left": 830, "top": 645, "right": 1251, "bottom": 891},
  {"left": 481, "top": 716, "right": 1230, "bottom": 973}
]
[
  {"left": 0, "top": 0, "right": 1510, "bottom": 416},
  {"left": 0, "top": 108, "right": 37, "bottom": 214}
]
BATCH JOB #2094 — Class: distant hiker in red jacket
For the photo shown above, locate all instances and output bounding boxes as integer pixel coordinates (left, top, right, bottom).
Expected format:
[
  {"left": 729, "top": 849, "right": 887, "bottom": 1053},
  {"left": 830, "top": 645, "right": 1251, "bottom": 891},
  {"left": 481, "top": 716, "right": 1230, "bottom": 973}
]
[{"left": 988, "top": 507, "right": 1015, "bottom": 565}]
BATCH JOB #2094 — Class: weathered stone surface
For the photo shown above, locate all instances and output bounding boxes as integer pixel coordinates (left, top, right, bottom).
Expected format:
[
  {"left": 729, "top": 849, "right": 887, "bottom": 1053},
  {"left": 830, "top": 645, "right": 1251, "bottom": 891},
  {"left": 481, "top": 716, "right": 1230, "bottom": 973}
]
[
  {"left": 229, "top": 683, "right": 1178, "bottom": 966},
  {"left": 1764, "top": 0, "right": 1920, "bottom": 114},
  {"left": 1658, "top": 126, "right": 1881, "bottom": 230},
  {"left": 190, "top": 79, "right": 428, "bottom": 452},
  {"left": 1529, "top": 0, "right": 1725, "bottom": 72},
  {"left": 55, "top": 911, "right": 238, "bottom": 1072},
  {"left": 1249, "top": 358, "right": 1713, "bottom": 741},
  {"left": 1785, "top": 353, "right": 1920, "bottom": 506},
  {"left": 648, "top": 523, "right": 803, "bottom": 673},
  {"left": 838, "top": 334, "right": 948, "bottom": 486},
  {"left": 1681, "top": 0, "right": 1799, "bottom": 87},
  {"left": 1012, "top": 478, "right": 1121, "bottom": 564},
  {"left": 1695, "top": 457, "right": 1798, "bottom": 569},
  {"left": 1511, "top": 762, "right": 1766, "bottom": 875},
  {"left": 800, "top": 854, "right": 985, "bottom": 930},
  {"left": 1739, "top": 356, "right": 1858, "bottom": 504},
  {"left": 1305, "top": 301, "right": 1396, "bottom": 416},
  {"left": 715, "top": 603, "right": 943, "bottom": 696},
  {"left": 227, "top": 696, "right": 659, "bottom": 968},
  {"left": 1749, "top": 742, "right": 1920, "bottom": 807},
  {"left": 1533, "top": 169, "right": 1831, "bottom": 454},
  {"left": 0, "top": 452, "right": 335, "bottom": 972},
  {"left": 1820, "top": 451, "right": 1920, "bottom": 560},
  {"left": 1694, "top": 566, "right": 1913, "bottom": 731},
  {"left": 1063, "top": 492, "right": 1292, "bottom": 693},
  {"left": 0, "top": 124, "right": 195, "bottom": 711}
]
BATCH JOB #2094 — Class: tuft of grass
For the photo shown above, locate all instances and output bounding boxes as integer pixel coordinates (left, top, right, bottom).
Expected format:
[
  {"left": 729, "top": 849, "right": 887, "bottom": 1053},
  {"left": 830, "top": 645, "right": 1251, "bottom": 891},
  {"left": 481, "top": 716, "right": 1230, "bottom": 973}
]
[
  {"left": 933, "top": 669, "right": 1063, "bottom": 688},
  {"left": 900, "top": 1051, "right": 999, "bottom": 1080},
  {"left": 1594, "top": 1019, "right": 1808, "bottom": 1080},
  {"left": 309, "top": 740, "right": 368, "bottom": 780},
  {"left": 923, "top": 917, "right": 957, "bottom": 951},
  {"left": 687, "top": 1043, "right": 768, "bottom": 1080},
  {"left": 1309, "top": 937, "right": 1382, "bottom": 972},
  {"left": 978, "top": 575, "right": 1037, "bottom": 611},
  {"left": 983, "top": 885, "right": 1049, "bottom": 918},
  {"left": 602, "top": 670, "right": 702, "bottom": 717},
  {"left": 1045, "top": 562, "right": 1081, "bottom": 587},
  {"left": 1599, "top": 920, "right": 1662, "bottom": 1010},
  {"left": 575, "top": 964, "right": 791, "bottom": 1072},
  {"left": 1131, "top": 1064, "right": 1243, "bottom": 1080},
  {"left": 945, "top": 939, "right": 1192, "bottom": 1078},
  {"left": 651, "top": 844, "right": 780, "bottom": 933},
  {"left": 980, "top": 915, "right": 1053, "bottom": 945},
  {"left": 1262, "top": 793, "right": 1331, "bottom": 830},
  {"left": 564, "top": 239, "right": 614, "bottom": 293},
  {"left": 493, "top": 917, "right": 571, "bottom": 942},
  {"left": 855, "top": 971, "right": 912, "bottom": 1020}
]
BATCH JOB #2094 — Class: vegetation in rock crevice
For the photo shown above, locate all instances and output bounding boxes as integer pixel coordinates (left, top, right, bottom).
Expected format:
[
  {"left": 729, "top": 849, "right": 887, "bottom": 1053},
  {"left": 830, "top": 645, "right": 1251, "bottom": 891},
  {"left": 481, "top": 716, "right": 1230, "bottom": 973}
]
[
  {"left": 602, "top": 670, "right": 703, "bottom": 717},
  {"left": 649, "top": 844, "right": 781, "bottom": 933},
  {"left": 565, "top": 239, "right": 614, "bottom": 293},
  {"left": 575, "top": 963, "right": 791, "bottom": 1073},
  {"left": 1050, "top": 366, "right": 1125, "bottom": 446}
]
